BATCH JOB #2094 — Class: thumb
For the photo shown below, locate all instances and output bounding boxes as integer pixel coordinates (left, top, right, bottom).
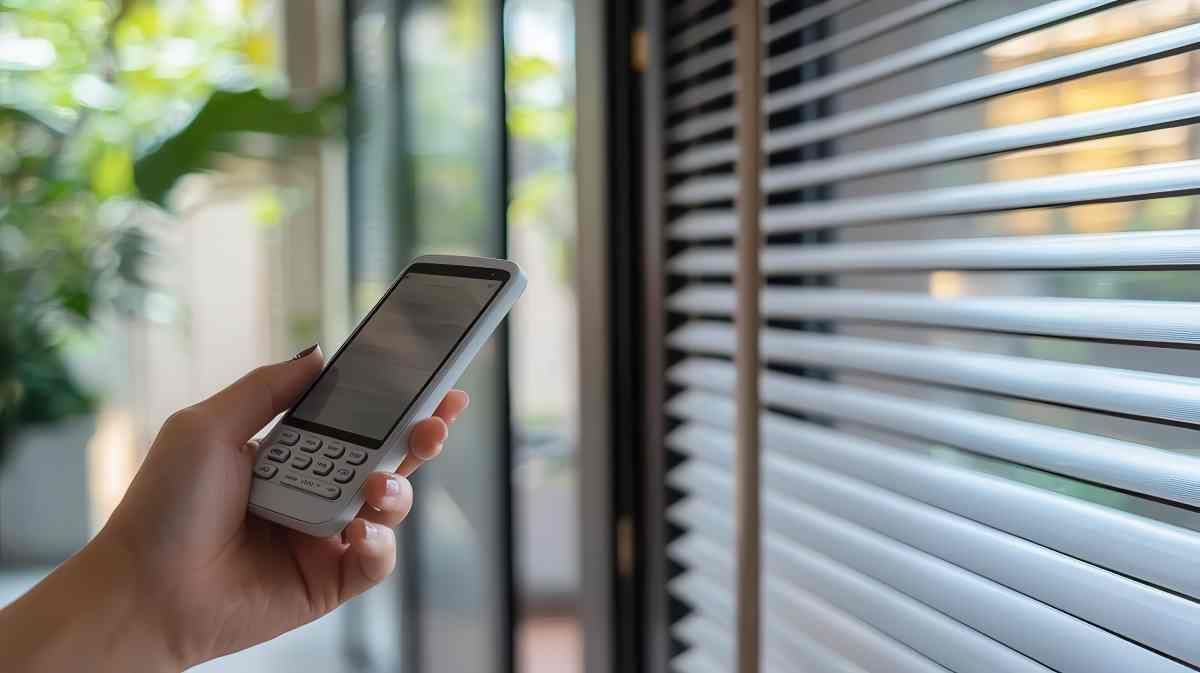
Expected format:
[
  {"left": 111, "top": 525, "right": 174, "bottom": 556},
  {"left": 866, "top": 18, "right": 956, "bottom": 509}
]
[{"left": 201, "top": 344, "right": 324, "bottom": 443}]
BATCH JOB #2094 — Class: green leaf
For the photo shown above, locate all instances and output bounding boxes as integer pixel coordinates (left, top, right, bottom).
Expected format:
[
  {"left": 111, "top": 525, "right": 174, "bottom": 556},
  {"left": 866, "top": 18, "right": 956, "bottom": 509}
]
[{"left": 133, "top": 88, "right": 343, "bottom": 205}]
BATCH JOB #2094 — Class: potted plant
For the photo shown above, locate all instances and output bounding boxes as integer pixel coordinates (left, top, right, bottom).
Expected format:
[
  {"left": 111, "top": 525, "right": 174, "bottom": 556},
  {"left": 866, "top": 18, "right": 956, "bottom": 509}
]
[{"left": 0, "top": 0, "right": 339, "bottom": 563}]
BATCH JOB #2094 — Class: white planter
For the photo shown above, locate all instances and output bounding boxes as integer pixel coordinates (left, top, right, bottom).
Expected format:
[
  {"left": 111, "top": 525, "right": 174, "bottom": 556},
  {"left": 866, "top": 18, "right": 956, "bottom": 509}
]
[{"left": 0, "top": 415, "right": 95, "bottom": 565}]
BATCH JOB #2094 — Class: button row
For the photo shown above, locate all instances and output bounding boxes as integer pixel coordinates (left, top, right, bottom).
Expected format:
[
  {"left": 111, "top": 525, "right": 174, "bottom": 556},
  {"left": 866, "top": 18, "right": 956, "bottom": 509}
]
[
  {"left": 254, "top": 427, "right": 368, "bottom": 496},
  {"left": 279, "top": 471, "right": 341, "bottom": 500}
]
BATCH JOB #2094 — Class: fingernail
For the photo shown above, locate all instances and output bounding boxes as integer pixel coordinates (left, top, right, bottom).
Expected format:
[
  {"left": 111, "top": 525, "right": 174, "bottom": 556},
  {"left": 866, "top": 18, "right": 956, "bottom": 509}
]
[
  {"left": 362, "top": 521, "right": 377, "bottom": 539},
  {"left": 292, "top": 343, "right": 319, "bottom": 360},
  {"left": 385, "top": 475, "right": 402, "bottom": 496}
]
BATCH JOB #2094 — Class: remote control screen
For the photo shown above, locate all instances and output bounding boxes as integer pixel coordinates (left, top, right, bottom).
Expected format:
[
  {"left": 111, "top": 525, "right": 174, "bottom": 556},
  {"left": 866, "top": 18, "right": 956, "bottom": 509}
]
[{"left": 287, "top": 263, "right": 507, "bottom": 448}]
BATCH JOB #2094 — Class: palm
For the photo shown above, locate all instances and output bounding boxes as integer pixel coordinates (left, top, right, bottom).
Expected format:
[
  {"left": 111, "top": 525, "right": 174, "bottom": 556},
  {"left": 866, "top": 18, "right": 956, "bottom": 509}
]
[{"left": 99, "top": 350, "right": 467, "bottom": 669}]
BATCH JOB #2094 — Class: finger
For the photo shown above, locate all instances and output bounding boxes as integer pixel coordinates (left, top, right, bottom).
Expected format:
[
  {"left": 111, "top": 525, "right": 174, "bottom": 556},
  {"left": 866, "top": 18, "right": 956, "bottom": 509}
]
[
  {"left": 359, "top": 472, "right": 414, "bottom": 528},
  {"left": 396, "top": 417, "right": 448, "bottom": 477},
  {"left": 240, "top": 439, "right": 261, "bottom": 467},
  {"left": 338, "top": 518, "right": 396, "bottom": 602},
  {"left": 433, "top": 389, "right": 470, "bottom": 425},
  {"left": 201, "top": 344, "right": 324, "bottom": 443}
]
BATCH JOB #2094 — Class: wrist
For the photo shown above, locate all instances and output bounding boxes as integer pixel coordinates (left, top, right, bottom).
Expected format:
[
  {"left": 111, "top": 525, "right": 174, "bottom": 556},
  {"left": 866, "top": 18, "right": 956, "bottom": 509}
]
[
  {"left": 0, "top": 535, "right": 186, "bottom": 673},
  {"left": 73, "top": 533, "right": 187, "bottom": 672}
]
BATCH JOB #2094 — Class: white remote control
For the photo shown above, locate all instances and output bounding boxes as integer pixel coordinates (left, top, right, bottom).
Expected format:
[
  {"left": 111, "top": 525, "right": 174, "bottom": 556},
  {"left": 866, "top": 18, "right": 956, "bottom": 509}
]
[{"left": 248, "top": 254, "right": 525, "bottom": 537}]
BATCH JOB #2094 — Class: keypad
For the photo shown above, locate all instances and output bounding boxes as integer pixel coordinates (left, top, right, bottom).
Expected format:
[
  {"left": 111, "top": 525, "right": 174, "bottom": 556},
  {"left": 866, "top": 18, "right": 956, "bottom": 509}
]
[{"left": 253, "top": 427, "right": 375, "bottom": 501}]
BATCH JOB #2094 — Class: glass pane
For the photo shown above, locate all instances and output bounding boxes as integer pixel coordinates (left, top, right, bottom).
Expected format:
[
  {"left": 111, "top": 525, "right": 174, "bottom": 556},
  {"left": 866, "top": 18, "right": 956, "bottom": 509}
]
[
  {"left": 349, "top": 1, "right": 511, "bottom": 672},
  {"left": 504, "top": 1, "right": 583, "bottom": 672}
]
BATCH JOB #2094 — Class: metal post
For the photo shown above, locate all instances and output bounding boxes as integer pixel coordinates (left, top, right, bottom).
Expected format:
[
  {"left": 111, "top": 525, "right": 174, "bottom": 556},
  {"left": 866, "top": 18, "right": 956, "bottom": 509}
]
[{"left": 734, "top": 1, "right": 763, "bottom": 672}]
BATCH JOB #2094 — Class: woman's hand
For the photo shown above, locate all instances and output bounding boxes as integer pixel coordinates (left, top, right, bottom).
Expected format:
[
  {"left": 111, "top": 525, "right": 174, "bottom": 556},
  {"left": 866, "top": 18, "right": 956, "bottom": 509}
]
[{"left": 0, "top": 345, "right": 467, "bottom": 672}]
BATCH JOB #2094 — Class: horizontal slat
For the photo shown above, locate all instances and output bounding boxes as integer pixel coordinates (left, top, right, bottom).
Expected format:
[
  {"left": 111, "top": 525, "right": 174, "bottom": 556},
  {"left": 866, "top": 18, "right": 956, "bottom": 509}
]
[
  {"left": 667, "top": 568, "right": 844, "bottom": 671},
  {"left": 766, "top": 20, "right": 1200, "bottom": 150},
  {"left": 763, "top": 453, "right": 1200, "bottom": 666},
  {"left": 671, "top": 649, "right": 725, "bottom": 673},
  {"left": 668, "top": 0, "right": 724, "bottom": 27},
  {"left": 668, "top": 357, "right": 1200, "bottom": 508},
  {"left": 761, "top": 159, "right": 1200, "bottom": 228},
  {"left": 671, "top": 456, "right": 1190, "bottom": 673},
  {"left": 673, "top": 615, "right": 733, "bottom": 669},
  {"left": 669, "top": 569, "right": 734, "bottom": 621},
  {"left": 666, "top": 76, "right": 735, "bottom": 116},
  {"left": 669, "top": 321, "right": 1200, "bottom": 426},
  {"left": 765, "top": 494, "right": 1190, "bottom": 673},
  {"left": 668, "top": 138, "right": 736, "bottom": 172},
  {"left": 667, "top": 389, "right": 1200, "bottom": 600},
  {"left": 668, "top": 549, "right": 867, "bottom": 673},
  {"left": 670, "top": 159, "right": 1200, "bottom": 236},
  {"left": 668, "top": 285, "right": 1200, "bottom": 347},
  {"left": 668, "top": 44, "right": 735, "bottom": 82},
  {"left": 772, "top": 92, "right": 1200, "bottom": 190},
  {"left": 665, "top": 480, "right": 1053, "bottom": 673},
  {"left": 765, "top": 0, "right": 1127, "bottom": 112},
  {"left": 669, "top": 11, "right": 731, "bottom": 55},
  {"left": 668, "top": 210, "right": 736, "bottom": 238},
  {"left": 667, "top": 109, "right": 738, "bottom": 144},
  {"left": 672, "top": 527, "right": 940, "bottom": 671},
  {"left": 670, "top": 423, "right": 1200, "bottom": 665},
  {"left": 667, "top": 229, "right": 1200, "bottom": 274},
  {"left": 765, "top": 0, "right": 966, "bottom": 76},
  {"left": 670, "top": 92, "right": 1200, "bottom": 200},
  {"left": 764, "top": 0, "right": 867, "bottom": 43}
]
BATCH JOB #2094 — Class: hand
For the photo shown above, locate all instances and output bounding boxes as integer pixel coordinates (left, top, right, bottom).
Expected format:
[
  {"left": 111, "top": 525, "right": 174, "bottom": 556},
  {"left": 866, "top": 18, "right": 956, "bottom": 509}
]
[{"left": 0, "top": 345, "right": 469, "bottom": 672}]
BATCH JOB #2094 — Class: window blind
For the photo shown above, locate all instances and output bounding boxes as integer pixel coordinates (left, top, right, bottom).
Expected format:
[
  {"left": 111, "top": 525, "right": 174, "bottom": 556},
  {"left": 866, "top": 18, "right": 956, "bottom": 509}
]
[{"left": 655, "top": 1, "right": 1200, "bottom": 672}]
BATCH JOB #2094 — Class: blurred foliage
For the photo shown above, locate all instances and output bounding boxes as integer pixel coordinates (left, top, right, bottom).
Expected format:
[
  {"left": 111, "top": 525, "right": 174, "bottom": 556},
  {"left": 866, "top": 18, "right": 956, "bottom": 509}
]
[
  {"left": 505, "top": 22, "right": 574, "bottom": 286},
  {"left": 0, "top": 0, "right": 339, "bottom": 463}
]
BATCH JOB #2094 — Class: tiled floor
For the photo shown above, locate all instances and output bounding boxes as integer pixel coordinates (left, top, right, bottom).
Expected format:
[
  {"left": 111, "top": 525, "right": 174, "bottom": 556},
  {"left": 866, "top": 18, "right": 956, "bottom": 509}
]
[{"left": 519, "top": 615, "right": 583, "bottom": 673}]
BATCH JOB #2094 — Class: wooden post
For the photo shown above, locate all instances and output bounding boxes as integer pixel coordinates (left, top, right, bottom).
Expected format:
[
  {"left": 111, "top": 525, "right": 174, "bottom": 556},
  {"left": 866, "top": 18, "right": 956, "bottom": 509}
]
[{"left": 734, "top": 1, "right": 762, "bottom": 672}]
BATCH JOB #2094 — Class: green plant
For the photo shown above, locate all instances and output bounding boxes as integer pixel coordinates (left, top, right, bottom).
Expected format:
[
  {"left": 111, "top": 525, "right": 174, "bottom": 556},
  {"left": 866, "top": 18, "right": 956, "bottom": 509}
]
[{"left": 0, "top": 0, "right": 340, "bottom": 465}]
